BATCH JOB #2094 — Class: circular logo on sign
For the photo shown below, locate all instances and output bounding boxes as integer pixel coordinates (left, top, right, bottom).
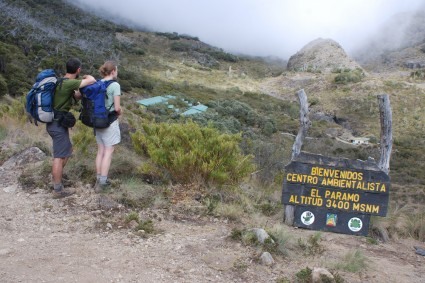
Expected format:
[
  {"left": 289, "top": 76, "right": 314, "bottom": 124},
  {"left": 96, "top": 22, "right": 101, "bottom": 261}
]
[
  {"left": 348, "top": 217, "right": 363, "bottom": 232},
  {"left": 301, "top": 211, "right": 315, "bottom": 226}
]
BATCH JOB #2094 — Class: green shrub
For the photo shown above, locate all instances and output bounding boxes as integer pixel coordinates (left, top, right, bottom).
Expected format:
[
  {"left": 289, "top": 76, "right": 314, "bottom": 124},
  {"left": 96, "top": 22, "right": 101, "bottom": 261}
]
[
  {"left": 207, "top": 50, "right": 238, "bottom": 62},
  {"left": 135, "top": 219, "right": 155, "bottom": 234},
  {"left": 155, "top": 32, "right": 180, "bottom": 40},
  {"left": 0, "top": 95, "right": 26, "bottom": 120},
  {"left": 297, "top": 232, "right": 324, "bottom": 256},
  {"left": 410, "top": 69, "right": 425, "bottom": 80},
  {"left": 125, "top": 211, "right": 140, "bottom": 223},
  {"left": 132, "top": 48, "right": 145, "bottom": 55},
  {"left": 267, "top": 225, "right": 291, "bottom": 256},
  {"left": 335, "top": 249, "right": 367, "bottom": 273},
  {"left": 334, "top": 68, "right": 365, "bottom": 84},
  {"left": 0, "top": 125, "right": 6, "bottom": 142},
  {"left": 0, "top": 75, "right": 8, "bottom": 96},
  {"left": 170, "top": 42, "right": 192, "bottom": 52},
  {"left": 71, "top": 122, "right": 96, "bottom": 157},
  {"left": 405, "top": 211, "right": 425, "bottom": 241},
  {"left": 295, "top": 267, "right": 312, "bottom": 283},
  {"left": 131, "top": 121, "right": 254, "bottom": 185}
]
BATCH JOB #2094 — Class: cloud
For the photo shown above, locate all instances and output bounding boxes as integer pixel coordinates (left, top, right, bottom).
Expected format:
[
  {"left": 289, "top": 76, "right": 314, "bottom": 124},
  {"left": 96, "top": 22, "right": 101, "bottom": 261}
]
[{"left": 71, "top": 0, "right": 424, "bottom": 59}]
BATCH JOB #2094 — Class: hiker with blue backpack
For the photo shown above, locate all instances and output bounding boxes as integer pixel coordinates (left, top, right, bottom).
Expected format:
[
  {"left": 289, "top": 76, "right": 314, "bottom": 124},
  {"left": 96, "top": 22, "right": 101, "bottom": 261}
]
[
  {"left": 47, "top": 58, "right": 96, "bottom": 198},
  {"left": 90, "top": 61, "right": 122, "bottom": 192}
]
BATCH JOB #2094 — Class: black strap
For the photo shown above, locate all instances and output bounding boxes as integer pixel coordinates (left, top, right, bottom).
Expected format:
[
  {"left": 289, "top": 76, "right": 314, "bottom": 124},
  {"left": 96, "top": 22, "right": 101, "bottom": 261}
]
[{"left": 104, "top": 80, "right": 117, "bottom": 111}]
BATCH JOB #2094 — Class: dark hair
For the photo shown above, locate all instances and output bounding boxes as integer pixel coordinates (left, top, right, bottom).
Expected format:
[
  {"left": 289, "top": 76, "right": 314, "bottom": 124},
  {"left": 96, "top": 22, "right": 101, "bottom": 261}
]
[
  {"left": 99, "top": 61, "right": 117, "bottom": 77},
  {"left": 66, "top": 58, "right": 82, "bottom": 74}
]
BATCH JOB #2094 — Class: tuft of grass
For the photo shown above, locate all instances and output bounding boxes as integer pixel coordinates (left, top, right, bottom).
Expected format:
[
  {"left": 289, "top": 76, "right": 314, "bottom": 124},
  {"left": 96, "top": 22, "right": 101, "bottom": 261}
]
[
  {"left": 335, "top": 249, "right": 367, "bottom": 273},
  {"left": 18, "top": 159, "right": 52, "bottom": 190},
  {"left": 0, "top": 125, "right": 7, "bottom": 142},
  {"left": 255, "top": 201, "right": 282, "bottom": 216},
  {"left": 118, "top": 178, "right": 168, "bottom": 209},
  {"left": 297, "top": 232, "right": 324, "bottom": 256},
  {"left": 203, "top": 195, "right": 221, "bottom": 215},
  {"left": 230, "top": 227, "right": 244, "bottom": 241},
  {"left": 135, "top": 219, "right": 155, "bottom": 234},
  {"left": 404, "top": 211, "right": 425, "bottom": 241},
  {"left": 275, "top": 277, "right": 290, "bottom": 283},
  {"left": 125, "top": 211, "right": 140, "bottom": 223},
  {"left": 366, "top": 237, "right": 379, "bottom": 245},
  {"left": 334, "top": 68, "right": 365, "bottom": 84},
  {"left": 232, "top": 258, "right": 248, "bottom": 272},
  {"left": 215, "top": 202, "right": 244, "bottom": 221},
  {"left": 295, "top": 267, "right": 312, "bottom": 283},
  {"left": 267, "top": 224, "right": 292, "bottom": 256},
  {"left": 241, "top": 230, "right": 259, "bottom": 246}
]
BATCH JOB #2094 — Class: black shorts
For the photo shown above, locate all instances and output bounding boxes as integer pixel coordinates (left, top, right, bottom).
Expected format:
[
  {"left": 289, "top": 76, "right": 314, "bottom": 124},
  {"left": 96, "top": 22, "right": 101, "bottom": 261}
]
[{"left": 46, "top": 121, "right": 72, "bottom": 158}]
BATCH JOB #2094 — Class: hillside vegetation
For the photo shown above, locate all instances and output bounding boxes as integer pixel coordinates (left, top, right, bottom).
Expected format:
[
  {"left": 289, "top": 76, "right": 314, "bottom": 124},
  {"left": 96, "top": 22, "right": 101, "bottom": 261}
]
[{"left": 1, "top": 0, "right": 425, "bottom": 274}]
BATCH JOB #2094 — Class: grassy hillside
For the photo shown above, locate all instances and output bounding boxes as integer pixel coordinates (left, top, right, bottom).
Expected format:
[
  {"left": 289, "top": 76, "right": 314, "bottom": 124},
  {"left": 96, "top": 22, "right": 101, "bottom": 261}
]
[{"left": 0, "top": 0, "right": 425, "bottom": 247}]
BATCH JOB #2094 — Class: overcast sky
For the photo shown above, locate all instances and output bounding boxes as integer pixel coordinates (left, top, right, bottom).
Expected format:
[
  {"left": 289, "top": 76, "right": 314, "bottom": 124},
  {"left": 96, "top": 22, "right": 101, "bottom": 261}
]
[{"left": 73, "top": 0, "right": 424, "bottom": 59}]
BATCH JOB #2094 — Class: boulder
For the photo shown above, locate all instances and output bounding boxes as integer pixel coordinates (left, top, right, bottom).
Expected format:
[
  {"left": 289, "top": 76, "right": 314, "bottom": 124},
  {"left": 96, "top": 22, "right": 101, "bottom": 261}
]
[
  {"left": 260, "top": 252, "right": 274, "bottom": 266},
  {"left": 312, "top": 267, "right": 335, "bottom": 283},
  {"left": 1, "top": 147, "right": 46, "bottom": 170},
  {"left": 251, "top": 228, "right": 274, "bottom": 244},
  {"left": 287, "top": 38, "right": 363, "bottom": 73}
]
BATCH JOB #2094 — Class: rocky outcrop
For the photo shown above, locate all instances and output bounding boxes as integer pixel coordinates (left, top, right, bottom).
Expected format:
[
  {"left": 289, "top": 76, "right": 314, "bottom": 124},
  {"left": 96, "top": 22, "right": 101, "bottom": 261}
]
[{"left": 287, "top": 38, "right": 362, "bottom": 73}]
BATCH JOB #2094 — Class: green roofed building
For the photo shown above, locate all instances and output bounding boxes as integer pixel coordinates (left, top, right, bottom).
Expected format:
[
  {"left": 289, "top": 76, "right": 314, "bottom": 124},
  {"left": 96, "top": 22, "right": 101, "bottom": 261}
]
[
  {"left": 137, "top": 95, "right": 208, "bottom": 116},
  {"left": 182, "top": 104, "right": 208, "bottom": 116},
  {"left": 137, "top": 95, "right": 176, "bottom": 106}
]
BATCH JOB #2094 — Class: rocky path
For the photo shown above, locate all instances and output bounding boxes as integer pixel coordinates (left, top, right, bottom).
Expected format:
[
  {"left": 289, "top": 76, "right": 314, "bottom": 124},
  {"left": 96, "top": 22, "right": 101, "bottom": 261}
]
[
  {"left": 0, "top": 151, "right": 277, "bottom": 283},
  {"left": 1, "top": 149, "right": 425, "bottom": 283}
]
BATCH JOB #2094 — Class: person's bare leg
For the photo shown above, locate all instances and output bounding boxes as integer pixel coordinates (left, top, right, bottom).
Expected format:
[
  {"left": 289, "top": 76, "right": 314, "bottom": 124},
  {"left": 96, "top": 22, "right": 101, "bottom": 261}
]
[
  {"left": 100, "top": 146, "right": 115, "bottom": 178},
  {"left": 96, "top": 144, "right": 106, "bottom": 176},
  {"left": 52, "top": 158, "right": 64, "bottom": 185}
]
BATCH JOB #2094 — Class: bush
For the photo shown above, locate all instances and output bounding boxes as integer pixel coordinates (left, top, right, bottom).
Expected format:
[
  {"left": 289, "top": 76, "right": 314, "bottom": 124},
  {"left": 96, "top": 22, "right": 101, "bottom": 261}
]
[
  {"left": 410, "top": 69, "right": 425, "bottom": 80},
  {"left": 170, "top": 42, "right": 192, "bottom": 52},
  {"left": 334, "top": 68, "right": 365, "bottom": 84},
  {"left": 131, "top": 121, "right": 254, "bottom": 185},
  {"left": 335, "top": 249, "right": 367, "bottom": 273},
  {"left": 295, "top": 267, "right": 312, "bottom": 283},
  {"left": 0, "top": 75, "right": 8, "bottom": 96}
]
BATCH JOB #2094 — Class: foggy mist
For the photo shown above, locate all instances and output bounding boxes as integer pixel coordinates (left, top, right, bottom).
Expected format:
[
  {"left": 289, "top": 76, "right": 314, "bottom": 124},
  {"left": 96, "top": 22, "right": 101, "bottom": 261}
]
[{"left": 70, "top": 0, "right": 424, "bottom": 59}]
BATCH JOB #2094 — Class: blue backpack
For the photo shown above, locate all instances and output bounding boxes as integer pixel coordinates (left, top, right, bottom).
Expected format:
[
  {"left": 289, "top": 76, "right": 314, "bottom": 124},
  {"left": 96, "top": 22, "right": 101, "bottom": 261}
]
[
  {"left": 79, "top": 80, "right": 117, "bottom": 129},
  {"left": 25, "top": 69, "right": 57, "bottom": 125}
]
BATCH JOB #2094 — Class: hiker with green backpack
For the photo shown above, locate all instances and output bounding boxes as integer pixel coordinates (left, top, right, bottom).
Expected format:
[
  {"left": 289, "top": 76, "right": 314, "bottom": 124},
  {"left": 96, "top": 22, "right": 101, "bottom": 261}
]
[{"left": 47, "top": 58, "right": 96, "bottom": 198}]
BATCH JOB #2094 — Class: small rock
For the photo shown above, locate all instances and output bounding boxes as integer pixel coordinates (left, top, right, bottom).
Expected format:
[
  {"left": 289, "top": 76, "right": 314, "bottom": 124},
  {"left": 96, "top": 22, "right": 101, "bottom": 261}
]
[
  {"left": 0, "top": 249, "right": 12, "bottom": 256},
  {"left": 128, "top": 220, "right": 138, "bottom": 230},
  {"left": 3, "top": 185, "right": 17, "bottom": 193},
  {"left": 312, "top": 267, "right": 335, "bottom": 283},
  {"left": 106, "top": 223, "right": 112, "bottom": 229},
  {"left": 260, "top": 252, "right": 275, "bottom": 266},
  {"left": 251, "top": 228, "right": 274, "bottom": 244}
]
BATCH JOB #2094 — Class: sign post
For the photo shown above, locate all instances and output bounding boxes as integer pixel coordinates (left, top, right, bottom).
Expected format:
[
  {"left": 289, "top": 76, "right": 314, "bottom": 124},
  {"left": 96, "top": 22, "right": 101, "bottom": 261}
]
[
  {"left": 282, "top": 91, "right": 392, "bottom": 237},
  {"left": 282, "top": 152, "right": 390, "bottom": 236}
]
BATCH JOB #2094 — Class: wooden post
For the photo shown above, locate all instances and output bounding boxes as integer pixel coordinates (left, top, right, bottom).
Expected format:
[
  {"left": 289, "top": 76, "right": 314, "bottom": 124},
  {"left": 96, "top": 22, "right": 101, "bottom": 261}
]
[
  {"left": 377, "top": 94, "right": 392, "bottom": 175},
  {"left": 291, "top": 89, "right": 311, "bottom": 159},
  {"left": 285, "top": 89, "right": 311, "bottom": 225}
]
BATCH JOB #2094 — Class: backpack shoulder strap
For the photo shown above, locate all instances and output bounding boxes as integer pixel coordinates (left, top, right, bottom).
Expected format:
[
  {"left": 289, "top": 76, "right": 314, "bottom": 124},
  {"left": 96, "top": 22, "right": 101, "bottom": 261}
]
[
  {"left": 104, "top": 80, "right": 117, "bottom": 110},
  {"left": 104, "top": 80, "right": 117, "bottom": 88},
  {"left": 56, "top": 77, "right": 68, "bottom": 90}
]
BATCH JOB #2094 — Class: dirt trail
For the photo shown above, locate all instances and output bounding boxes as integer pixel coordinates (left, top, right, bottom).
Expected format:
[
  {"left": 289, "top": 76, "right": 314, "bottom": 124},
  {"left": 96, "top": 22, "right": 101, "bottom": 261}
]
[{"left": 1, "top": 152, "right": 425, "bottom": 282}]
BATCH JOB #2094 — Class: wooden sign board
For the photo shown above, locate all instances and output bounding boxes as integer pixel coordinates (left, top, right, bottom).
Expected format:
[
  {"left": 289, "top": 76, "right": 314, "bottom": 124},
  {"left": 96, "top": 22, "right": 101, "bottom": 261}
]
[{"left": 282, "top": 152, "right": 390, "bottom": 236}]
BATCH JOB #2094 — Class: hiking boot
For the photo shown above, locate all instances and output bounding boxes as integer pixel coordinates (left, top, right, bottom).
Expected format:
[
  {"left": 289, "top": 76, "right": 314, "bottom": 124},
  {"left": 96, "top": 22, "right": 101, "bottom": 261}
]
[
  {"left": 94, "top": 180, "right": 111, "bottom": 193},
  {"left": 52, "top": 187, "right": 76, "bottom": 199}
]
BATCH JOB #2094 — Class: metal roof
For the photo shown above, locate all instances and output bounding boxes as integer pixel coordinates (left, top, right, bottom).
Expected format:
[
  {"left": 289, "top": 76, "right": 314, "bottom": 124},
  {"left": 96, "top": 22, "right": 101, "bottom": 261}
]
[{"left": 137, "top": 95, "right": 208, "bottom": 115}]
